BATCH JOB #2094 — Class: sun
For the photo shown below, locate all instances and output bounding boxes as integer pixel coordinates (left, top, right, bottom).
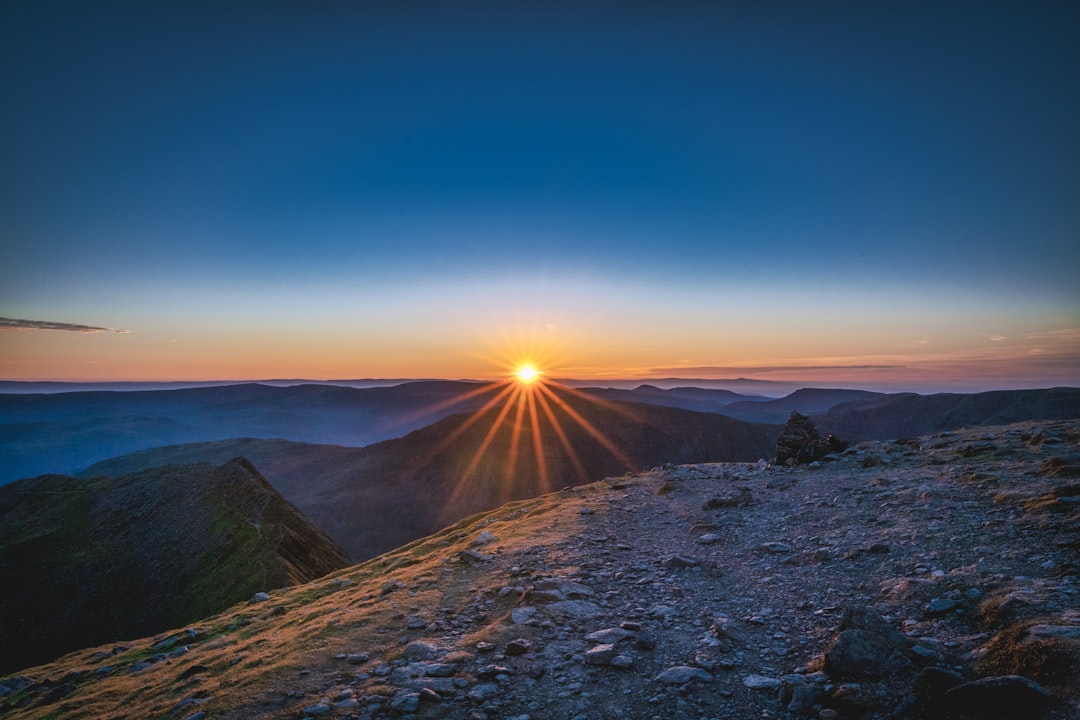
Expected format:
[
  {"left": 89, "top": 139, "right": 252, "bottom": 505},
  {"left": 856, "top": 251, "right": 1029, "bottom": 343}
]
[{"left": 514, "top": 363, "right": 542, "bottom": 384}]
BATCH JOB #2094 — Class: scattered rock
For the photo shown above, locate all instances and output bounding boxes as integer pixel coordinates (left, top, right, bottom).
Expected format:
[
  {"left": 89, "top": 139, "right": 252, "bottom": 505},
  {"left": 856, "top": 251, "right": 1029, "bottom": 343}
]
[
  {"left": 819, "top": 606, "right": 911, "bottom": 679},
  {"left": 511, "top": 606, "right": 537, "bottom": 624},
  {"left": 585, "top": 627, "right": 634, "bottom": 644},
  {"left": 654, "top": 666, "right": 713, "bottom": 684},
  {"left": 634, "top": 631, "right": 657, "bottom": 651},
  {"left": 389, "top": 690, "right": 421, "bottom": 713},
  {"left": 943, "top": 675, "right": 1053, "bottom": 717},
  {"left": 912, "top": 666, "right": 965, "bottom": 703},
  {"left": 788, "top": 686, "right": 821, "bottom": 712},
  {"left": 404, "top": 641, "right": 439, "bottom": 661},
  {"left": 663, "top": 555, "right": 700, "bottom": 568},
  {"left": 473, "top": 530, "right": 497, "bottom": 545},
  {"left": 760, "top": 541, "right": 794, "bottom": 554},
  {"left": 505, "top": 638, "right": 532, "bottom": 656},
  {"left": 743, "top": 674, "right": 781, "bottom": 689},
  {"left": 585, "top": 644, "right": 617, "bottom": 665},
  {"left": 925, "top": 598, "right": 960, "bottom": 616}
]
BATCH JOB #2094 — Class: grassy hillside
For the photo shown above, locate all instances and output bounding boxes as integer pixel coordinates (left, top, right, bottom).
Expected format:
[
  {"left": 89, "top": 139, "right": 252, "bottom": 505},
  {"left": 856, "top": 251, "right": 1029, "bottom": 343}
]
[{"left": 0, "top": 459, "right": 349, "bottom": 675}]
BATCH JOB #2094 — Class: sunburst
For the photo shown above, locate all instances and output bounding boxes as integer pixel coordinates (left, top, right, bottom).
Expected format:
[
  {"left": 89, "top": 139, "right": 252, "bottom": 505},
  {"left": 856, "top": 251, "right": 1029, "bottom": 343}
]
[
  {"left": 514, "top": 363, "right": 541, "bottom": 384},
  {"left": 411, "top": 355, "right": 639, "bottom": 526}
]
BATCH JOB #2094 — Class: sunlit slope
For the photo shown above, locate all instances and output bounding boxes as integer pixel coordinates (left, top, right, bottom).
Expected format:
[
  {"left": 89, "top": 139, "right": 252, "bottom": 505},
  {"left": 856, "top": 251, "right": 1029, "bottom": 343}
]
[{"left": 0, "top": 459, "right": 349, "bottom": 675}]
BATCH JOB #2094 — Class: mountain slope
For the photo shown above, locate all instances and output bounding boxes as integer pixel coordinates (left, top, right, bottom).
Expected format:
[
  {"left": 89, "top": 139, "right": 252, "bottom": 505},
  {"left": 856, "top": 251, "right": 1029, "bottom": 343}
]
[
  {"left": 813, "top": 387, "right": 1080, "bottom": 440},
  {"left": 4, "top": 420, "right": 1078, "bottom": 718},
  {"left": 579, "top": 384, "right": 764, "bottom": 413},
  {"left": 0, "top": 458, "right": 349, "bottom": 675},
  {"left": 82, "top": 387, "right": 780, "bottom": 561},
  {"left": 718, "top": 387, "right": 887, "bottom": 423}
]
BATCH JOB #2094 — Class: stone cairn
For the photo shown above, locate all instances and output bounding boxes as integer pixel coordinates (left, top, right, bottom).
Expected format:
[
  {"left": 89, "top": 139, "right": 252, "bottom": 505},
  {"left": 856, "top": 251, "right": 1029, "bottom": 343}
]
[{"left": 775, "top": 411, "right": 846, "bottom": 465}]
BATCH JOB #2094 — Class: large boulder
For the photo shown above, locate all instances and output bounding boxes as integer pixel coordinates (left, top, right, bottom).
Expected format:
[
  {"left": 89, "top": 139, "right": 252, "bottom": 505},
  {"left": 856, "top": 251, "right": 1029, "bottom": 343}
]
[{"left": 817, "top": 606, "right": 912, "bottom": 679}]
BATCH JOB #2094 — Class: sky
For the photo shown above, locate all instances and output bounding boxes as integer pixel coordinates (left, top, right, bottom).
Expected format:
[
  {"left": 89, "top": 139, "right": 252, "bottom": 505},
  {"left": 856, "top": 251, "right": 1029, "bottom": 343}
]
[{"left": 1, "top": 1, "right": 1078, "bottom": 392}]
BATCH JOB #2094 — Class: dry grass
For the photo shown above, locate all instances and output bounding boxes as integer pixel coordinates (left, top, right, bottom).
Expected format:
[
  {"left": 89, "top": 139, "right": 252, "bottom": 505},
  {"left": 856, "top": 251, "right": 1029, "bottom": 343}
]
[
  {"left": 976, "top": 620, "right": 1080, "bottom": 698},
  {"left": 2, "top": 484, "right": 594, "bottom": 720}
]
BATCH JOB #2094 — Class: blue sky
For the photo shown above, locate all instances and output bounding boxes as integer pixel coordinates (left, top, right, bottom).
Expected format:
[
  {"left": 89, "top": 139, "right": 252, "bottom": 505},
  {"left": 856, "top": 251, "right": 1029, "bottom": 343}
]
[{"left": 1, "top": 1, "right": 1078, "bottom": 389}]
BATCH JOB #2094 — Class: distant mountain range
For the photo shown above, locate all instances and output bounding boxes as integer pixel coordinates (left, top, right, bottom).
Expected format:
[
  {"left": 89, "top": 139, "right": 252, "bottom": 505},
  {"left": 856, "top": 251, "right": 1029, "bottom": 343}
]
[
  {"left": 0, "top": 381, "right": 504, "bottom": 483},
  {"left": 3, "top": 381, "right": 1078, "bottom": 485},
  {"left": 82, "top": 387, "right": 780, "bottom": 561},
  {"left": 0, "top": 458, "right": 349, "bottom": 675}
]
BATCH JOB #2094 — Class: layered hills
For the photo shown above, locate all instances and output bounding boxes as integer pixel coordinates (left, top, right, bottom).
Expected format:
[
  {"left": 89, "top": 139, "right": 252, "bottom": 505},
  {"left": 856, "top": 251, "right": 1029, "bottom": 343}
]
[
  {"left": 813, "top": 387, "right": 1080, "bottom": 440},
  {"left": 3, "top": 420, "right": 1078, "bottom": 719},
  {"left": 81, "top": 387, "right": 780, "bottom": 561},
  {"left": 0, "top": 458, "right": 349, "bottom": 676},
  {"left": 4, "top": 381, "right": 1078, "bottom": 485},
  {"left": 0, "top": 381, "right": 504, "bottom": 483}
]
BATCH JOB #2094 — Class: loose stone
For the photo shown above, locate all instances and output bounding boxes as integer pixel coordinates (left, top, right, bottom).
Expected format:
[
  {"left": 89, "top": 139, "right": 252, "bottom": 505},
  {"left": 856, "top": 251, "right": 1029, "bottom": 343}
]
[
  {"left": 654, "top": 666, "right": 713, "bottom": 684},
  {"left": 743, "top": 675, "right": 782, "bottom": 690}
]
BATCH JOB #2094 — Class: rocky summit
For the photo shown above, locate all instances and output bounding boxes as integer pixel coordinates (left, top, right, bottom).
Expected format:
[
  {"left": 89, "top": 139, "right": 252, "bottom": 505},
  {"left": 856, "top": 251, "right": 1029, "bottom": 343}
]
[{"left": 2, "top": 420, "right": 1079, "bottom": 719}]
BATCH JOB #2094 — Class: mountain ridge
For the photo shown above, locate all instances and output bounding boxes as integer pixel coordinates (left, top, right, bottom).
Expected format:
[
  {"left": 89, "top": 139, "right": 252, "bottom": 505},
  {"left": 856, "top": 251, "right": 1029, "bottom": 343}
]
[
  {"left": 4, "top": 383, "right": 1077, "bottom": 485},
  {"left": 0, "top": 458, "right": 349, "bottom": 675}
]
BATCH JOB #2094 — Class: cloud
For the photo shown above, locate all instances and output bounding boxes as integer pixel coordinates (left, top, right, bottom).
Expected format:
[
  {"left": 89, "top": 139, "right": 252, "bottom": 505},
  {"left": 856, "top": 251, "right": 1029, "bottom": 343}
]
[
  {"left": 1025, "top": 328, "right": 1080, "bottom": 342},
  {"left": 0, "top": 317, "right": 129, "bottom": 334},
  {"left": 645, "top": 364, "right": 901, "bottom": 377}
]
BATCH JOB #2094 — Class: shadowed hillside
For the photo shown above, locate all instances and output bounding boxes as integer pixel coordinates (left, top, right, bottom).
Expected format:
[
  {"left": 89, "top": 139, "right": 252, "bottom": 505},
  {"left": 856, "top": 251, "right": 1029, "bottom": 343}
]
[
  {"left": 0, "top": 459, "right": 349, "bottom": 675},
  {"left": 812, "top": 387, "right": 1080, "bottom": 440},
  {"left": 717, "top": 388, "right": 887, "bottom": 423},
  {"left": 577, "top": 385, "right": 765, "bottom": 414}
]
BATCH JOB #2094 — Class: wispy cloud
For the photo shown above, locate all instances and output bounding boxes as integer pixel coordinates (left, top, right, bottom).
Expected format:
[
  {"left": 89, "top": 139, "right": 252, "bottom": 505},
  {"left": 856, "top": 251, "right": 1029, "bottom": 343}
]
[
  {"left": 1025, "top": 328, "right": 1080, "bottom": 342},
  {"left": 644, "top": 364, "right": 901, "bottom": 377},
  {"left": 0, "top": 317, "right": 128, "bottom": 334}
]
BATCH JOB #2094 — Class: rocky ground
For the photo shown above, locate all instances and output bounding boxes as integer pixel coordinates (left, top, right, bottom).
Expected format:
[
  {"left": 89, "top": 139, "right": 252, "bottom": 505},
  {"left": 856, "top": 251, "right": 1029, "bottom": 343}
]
[{"left": 2, "top": 419, "right": 1079, "bottom": 720}]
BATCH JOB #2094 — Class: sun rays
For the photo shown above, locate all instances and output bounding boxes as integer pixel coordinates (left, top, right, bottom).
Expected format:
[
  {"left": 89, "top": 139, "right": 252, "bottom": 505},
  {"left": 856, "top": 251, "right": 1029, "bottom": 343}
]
[{"left": 409, "top": 355, "right": 640, "bottom": 526}]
